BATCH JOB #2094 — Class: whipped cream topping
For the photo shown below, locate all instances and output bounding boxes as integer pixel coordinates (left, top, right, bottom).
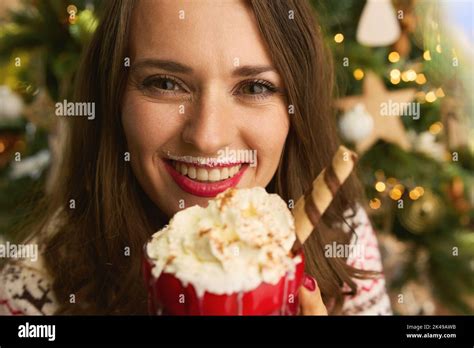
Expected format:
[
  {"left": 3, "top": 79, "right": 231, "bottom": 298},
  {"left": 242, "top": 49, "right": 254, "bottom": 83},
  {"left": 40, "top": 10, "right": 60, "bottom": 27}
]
[{"left": 146, "top": 187, "right": 300, "bottom": 296}]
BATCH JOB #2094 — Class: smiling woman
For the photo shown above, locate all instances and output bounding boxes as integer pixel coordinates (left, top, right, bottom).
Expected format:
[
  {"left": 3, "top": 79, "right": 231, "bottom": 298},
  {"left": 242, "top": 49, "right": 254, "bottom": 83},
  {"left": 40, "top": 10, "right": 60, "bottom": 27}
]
[
  {"left": 0, "top": 0, "right": 391, "bottom": 316},
  {"left": 122, "top": 0, "right": 290, "bottom": 215}
]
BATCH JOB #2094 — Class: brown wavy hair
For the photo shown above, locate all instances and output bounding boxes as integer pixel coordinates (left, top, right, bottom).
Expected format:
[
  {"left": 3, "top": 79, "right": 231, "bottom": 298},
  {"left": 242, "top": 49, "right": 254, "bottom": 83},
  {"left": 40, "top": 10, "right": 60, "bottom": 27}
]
[{"left": 20, "top": 0, "right": 376, "bottom": 314}]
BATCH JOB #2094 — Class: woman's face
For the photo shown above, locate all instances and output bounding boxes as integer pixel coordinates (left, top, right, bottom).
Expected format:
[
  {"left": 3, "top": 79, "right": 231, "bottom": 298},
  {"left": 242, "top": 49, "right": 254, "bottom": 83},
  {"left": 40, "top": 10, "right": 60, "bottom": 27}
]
[{"left": 122, "top": 0, "right": 289, "bottom": 217}]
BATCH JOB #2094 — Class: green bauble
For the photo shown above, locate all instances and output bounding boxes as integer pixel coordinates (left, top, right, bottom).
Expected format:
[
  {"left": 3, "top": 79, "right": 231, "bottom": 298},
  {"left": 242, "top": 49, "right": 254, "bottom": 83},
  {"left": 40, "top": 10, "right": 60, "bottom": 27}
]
[{"left": 399, "top": 190, "right": 444, "bottom": 234}]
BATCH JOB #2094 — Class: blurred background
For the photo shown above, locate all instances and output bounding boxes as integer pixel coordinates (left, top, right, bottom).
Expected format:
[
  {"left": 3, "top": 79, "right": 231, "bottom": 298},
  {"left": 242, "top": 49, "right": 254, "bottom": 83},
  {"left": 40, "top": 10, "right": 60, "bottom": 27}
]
[{"left": 0, "top": 0, "right": 472, "bottom": 314}]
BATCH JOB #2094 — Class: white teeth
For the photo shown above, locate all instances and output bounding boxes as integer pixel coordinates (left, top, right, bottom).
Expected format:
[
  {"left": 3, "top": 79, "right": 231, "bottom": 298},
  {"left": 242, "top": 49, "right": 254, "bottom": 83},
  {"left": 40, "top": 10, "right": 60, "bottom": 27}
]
[
  {"left": 172, "top": 161, "right": 243, "bottom": 182},
  {"left": 208, "top": 168, "right": 220, "bottom": 182},
  {"left": 196, "top": 168, "right": 208, "bottom": 181},
  {"left": 188, "top": 166, "right": 197, "bottom": 179},
  {"left": 220, "top": 167, "right": 229, "bottom": 180}
]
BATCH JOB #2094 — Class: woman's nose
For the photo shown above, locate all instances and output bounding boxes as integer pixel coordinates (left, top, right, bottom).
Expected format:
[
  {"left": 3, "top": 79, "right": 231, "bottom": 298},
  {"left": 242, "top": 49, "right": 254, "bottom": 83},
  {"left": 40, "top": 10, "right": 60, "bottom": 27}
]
[{"left": 181, "top": 88, "right": 236, "bottom": 155}]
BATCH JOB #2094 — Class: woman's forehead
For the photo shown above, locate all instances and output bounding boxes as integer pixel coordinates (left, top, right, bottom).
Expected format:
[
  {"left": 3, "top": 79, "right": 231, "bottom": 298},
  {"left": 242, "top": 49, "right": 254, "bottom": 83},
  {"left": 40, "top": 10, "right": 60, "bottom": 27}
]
[{"left": 129, "top": 0, "right": 274, "bottom": 71}]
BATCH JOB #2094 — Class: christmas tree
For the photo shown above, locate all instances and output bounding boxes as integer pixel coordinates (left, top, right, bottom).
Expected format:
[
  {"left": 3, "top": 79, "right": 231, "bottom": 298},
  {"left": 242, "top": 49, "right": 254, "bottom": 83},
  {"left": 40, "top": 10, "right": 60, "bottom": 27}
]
[
  {"left": 0, "top": 0, "right": 98, "bottom": 237},
  {"left": 311, "top": 0, "right": 473, "bottom": 314}
]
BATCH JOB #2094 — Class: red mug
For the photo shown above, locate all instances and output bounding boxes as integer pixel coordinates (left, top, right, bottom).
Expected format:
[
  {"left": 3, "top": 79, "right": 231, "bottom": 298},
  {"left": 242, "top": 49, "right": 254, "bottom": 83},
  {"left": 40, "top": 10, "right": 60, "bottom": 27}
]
[{"left": 142, "top": 246, "right": 305, "bottom": 316}]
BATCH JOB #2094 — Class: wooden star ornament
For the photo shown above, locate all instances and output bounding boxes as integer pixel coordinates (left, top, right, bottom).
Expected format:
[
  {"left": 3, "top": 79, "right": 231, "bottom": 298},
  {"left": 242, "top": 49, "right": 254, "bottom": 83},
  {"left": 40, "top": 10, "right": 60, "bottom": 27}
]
[{"left": 336, "top": 71, "right": 416, "bottom": 154}]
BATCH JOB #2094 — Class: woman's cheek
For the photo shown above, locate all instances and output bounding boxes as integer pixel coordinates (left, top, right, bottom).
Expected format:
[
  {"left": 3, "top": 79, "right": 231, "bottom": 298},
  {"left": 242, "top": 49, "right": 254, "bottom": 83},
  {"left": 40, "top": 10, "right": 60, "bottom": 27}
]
[
  {"left": 244, "top": 106, "right": 289, "bottom": 187},
  {"left": 122, "top": 94, "right": 182, "bottom": 154}
]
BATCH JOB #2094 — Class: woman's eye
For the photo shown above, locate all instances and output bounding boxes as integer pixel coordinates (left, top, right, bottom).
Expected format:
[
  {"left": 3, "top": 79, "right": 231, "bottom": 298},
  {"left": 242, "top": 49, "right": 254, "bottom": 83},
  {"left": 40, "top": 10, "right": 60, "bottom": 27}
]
[
  {"left": 237, "top": 80, "right": 278, "bottom": 100},
  {"left": 242, "top": 83, "right": 269, "bottom": 95},
  {"left": 140, "top": 75, "right": 189, "bottom": 98},
  {"left": 145, "top": 77, "right": 183, "bottom": 91}
]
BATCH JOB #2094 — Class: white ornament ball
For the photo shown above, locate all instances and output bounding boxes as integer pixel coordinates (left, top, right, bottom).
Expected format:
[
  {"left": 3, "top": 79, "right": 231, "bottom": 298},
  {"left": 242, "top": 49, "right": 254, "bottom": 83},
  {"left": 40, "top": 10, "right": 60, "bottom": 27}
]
[
  {"left": 339, "top": 103, "right": 374, "bottom": 143},
  {"left": 0, "top": 85, "right": 24, "bottom": 120},
  {"left": 408, "top": 130, "right": 446, "bottom": 161}
]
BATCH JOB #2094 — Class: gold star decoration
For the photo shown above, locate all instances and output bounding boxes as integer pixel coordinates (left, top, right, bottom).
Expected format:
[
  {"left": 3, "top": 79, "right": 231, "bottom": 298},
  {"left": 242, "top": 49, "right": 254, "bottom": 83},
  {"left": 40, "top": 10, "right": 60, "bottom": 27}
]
[{"left": 336, "top": 71, "right": 416, "bottom": 154}]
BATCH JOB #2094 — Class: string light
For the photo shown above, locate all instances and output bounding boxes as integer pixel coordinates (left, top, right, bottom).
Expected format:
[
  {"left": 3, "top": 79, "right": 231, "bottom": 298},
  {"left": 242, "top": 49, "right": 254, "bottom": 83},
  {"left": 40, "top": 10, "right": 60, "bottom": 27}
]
[
  {"left": 409, "top": 186, "right": 425, "bottom": 200},
  {"left": 390, "top": 69, "right": 401, "bottom": 84},
  {"left": 425, "top": 91, "right": 437, "bottom": 103},
  {"left": 334, "top": 33, "right": 344, "bottom": 43},
  {"left": 388, "top": 51, "right": 400, "bottom": 63},
  {"left": 406, "top": 70, "right": 417, "bottom": 81},
  {"left": 435, "top": 88, "right": 445, "bottom": 98},
  {"left": 409, "top": 189, "right": 420, "bottom": 200},
  {"left": 389, "top": 188, "right": 402, "bottom": 200},
  {"left": 390, "top": 69, "right": 401, "bottom": 79},
  {"left": 400, "top": 70, "right": 417, "bottom": 82},
  {"left": 391, "top": 77, "right": 401, "bottom": 85},
  {"left": 369, "top": 198, "right": 381, "bottom": 210},
  {"left": 375, "top": 182, "right": 386, "bottom": 192},
  {"left": 415, "top": 73, "right": 427, "bottom": 85},
  {"left": 353, "top": 68, "right": 364, "bottom": 80},
  {"left": 400, "top": 71, "right": 408, "bottom": 82},
  {"left": 66, "top": 5, "right": 77, "bottom": 14},
  {"left": 429, "top": 122, "right": 443, "bottom": 135},
  {"left": 389, "top": 184, "right": 404, "bottom": 201},
  {"left": 423, "top": 50, "right": 432, "bottom": 61},
  {"left": 67, "top": 5, "right": 78, "bottom": 25},
  {"left": 415, "top": 186, "right": 425, "bottom": 196}
]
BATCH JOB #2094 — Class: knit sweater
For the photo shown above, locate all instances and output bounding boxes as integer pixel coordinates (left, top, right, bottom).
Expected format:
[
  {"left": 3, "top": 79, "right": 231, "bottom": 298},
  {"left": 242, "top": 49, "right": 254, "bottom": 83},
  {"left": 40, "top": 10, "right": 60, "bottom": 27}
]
[{"left": 0, "top": 207, "right": 392, "bottom": 315}]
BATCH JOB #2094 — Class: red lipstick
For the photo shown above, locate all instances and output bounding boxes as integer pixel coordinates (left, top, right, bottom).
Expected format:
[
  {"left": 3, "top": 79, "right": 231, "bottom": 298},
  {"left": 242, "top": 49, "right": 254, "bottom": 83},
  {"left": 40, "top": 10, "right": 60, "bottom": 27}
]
[{"left": 164, "top": 160, "right": 248, "bottom": 197}]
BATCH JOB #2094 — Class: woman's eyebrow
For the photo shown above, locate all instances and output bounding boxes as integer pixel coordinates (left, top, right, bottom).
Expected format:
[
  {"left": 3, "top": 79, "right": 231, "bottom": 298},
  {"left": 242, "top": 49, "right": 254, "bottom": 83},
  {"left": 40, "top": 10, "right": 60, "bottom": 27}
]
[
  {"left": 232, "top": 65, "right": 276, "bottom": 77},
  {"left": 131, "top": 59, "right": 193, "bottom": 74}
]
